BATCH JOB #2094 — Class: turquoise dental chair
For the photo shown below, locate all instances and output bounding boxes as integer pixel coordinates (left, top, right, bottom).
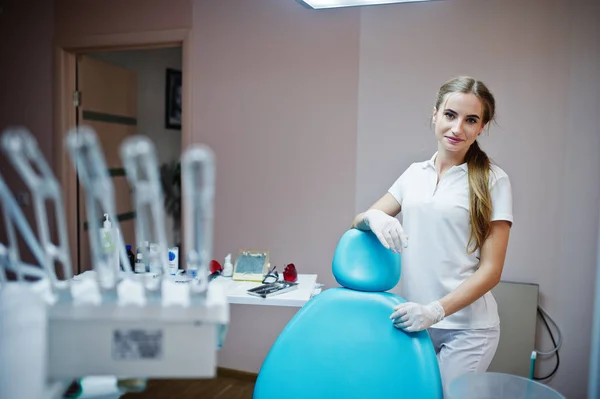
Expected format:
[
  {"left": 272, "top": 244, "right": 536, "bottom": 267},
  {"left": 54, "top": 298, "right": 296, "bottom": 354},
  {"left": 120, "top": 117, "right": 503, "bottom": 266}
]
[{"left": 253, "top": 228, "right": 443, "bottom": 399}]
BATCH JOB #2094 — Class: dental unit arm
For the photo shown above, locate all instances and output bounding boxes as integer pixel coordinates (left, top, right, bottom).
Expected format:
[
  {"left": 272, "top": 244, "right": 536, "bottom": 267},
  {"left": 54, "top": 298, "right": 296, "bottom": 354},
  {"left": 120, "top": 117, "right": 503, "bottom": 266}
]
[
  {"left": 2, "top": 128, "right": 74, "bottom": 302},
  {"left": 120, "top": 135, "right": 171, "bottom": 289},
  {"left": 182, "top": 143, "right": 216, "bottom": 297},
  {"left": 66, "top": 126, "right": 133, "bottom": 284},
  {"left": 0, "top": 126, "right": 228, "bottom": 399},
  {"left": 0, "top": 171, "right": 50, "bottom": 283}
]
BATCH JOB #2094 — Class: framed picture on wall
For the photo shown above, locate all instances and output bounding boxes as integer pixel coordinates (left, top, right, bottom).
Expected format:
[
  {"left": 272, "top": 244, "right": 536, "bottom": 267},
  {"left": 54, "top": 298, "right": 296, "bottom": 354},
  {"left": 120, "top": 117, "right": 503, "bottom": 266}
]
[{"left": 165, "top": 68, "right": 182, "bottom": 130}]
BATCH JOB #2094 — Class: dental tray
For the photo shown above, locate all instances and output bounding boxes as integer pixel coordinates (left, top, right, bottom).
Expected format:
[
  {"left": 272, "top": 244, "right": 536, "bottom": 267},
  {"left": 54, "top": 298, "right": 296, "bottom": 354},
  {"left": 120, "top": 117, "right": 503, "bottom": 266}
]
[{"left": 247, "top": 281, "right": 299, "bottom": 298}]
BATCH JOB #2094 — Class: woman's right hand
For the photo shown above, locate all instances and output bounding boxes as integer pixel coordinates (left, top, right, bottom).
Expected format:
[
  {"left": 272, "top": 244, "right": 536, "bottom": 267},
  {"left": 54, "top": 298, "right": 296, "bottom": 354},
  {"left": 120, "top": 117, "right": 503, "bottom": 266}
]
[{"left": 364, "top": 209, "right": 408, "bottom": 253}]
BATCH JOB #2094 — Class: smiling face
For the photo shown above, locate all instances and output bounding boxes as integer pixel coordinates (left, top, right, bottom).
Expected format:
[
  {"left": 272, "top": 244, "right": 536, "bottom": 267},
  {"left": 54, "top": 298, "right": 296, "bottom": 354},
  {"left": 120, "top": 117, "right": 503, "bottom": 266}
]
[{"left": 432, "top": 92, "right": 486, "bottom": 158}]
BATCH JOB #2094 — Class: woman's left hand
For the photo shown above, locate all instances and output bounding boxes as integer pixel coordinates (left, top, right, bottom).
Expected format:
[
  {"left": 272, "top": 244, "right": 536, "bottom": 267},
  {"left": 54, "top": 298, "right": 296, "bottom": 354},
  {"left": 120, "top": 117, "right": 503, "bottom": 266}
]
[{"left": 390, "top": 301, "right": 445, "bottom": 332}]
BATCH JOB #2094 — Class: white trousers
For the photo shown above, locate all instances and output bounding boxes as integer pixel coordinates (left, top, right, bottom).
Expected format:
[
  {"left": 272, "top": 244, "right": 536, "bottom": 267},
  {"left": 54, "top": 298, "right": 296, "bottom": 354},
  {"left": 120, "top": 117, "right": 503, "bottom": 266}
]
[{"left": 428, "top": 325, "right": 500, "bottom": 397}]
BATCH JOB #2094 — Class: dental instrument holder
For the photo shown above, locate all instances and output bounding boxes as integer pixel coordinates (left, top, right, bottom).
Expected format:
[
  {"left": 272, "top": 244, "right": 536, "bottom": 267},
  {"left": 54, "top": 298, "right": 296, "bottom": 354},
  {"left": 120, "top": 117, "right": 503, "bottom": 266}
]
[
  {"left": 50, "top": 131, "right": 226, "bottom": 379},
  {"left": 0, "top": 127, "right": 228, "bottom": 394}
]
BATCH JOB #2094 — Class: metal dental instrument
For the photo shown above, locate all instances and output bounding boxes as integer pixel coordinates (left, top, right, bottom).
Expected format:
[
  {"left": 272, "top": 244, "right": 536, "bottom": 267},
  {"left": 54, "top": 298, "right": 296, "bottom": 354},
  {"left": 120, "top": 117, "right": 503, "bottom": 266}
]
[
  {"left": 1, "top": 128, "right": 73, "bottom": 300},
  {"left": 120, "top": 135, "right": 170, "bottom": 292},
  {"left": 65, "top": 126, "right": 133, "bottom": 295},
  {"left": 181, "top": 144, "right": 216, "bottom": 297}
]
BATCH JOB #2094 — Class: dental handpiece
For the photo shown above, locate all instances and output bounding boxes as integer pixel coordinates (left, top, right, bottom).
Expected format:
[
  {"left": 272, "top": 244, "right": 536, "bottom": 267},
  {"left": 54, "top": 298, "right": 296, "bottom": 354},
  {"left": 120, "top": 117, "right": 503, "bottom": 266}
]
[
  {"left": 120, "top": 135, "right": 170, "bottom": 294},
  {"left": 0, "top": 172, "right": 49, "bottom": 284},
  {"left": 1, "top": 127, "right": 73, "bottom": 301},
  {"left": 65, "top": 126, "right": 133, "bottom": 295},
  {"left": 181, "top": 144, "right": 215, "bottom": 297}
]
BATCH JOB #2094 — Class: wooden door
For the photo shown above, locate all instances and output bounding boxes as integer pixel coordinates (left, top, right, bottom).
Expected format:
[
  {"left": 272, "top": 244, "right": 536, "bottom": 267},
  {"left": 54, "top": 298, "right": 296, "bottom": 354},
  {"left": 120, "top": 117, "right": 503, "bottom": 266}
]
[{"left": 76, "top": 55, "right": 137, "bottom": 273}]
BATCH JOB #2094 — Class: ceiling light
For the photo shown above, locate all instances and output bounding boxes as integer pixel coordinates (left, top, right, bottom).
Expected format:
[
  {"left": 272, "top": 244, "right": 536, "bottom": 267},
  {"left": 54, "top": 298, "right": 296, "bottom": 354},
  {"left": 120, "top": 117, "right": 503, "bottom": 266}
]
[{"left": 298, "top": 0, "right": 442, "bottom": 9}]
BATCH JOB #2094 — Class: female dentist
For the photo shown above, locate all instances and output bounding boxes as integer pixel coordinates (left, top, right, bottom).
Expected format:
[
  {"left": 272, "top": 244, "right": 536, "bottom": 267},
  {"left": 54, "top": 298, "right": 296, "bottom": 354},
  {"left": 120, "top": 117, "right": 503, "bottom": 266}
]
[{"left": 352, "top": 76, "right": 513, "bottom": 393}]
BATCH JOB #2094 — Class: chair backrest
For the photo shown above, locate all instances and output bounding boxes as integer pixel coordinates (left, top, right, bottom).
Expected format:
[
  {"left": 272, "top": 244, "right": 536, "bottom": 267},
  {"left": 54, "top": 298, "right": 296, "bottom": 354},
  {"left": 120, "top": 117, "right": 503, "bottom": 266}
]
[
  {"left": 253, "top": 229, "right": 443, "bottom": 399},
  {"left": 332, "top": 228, "right": 401, "bottom": 292}
]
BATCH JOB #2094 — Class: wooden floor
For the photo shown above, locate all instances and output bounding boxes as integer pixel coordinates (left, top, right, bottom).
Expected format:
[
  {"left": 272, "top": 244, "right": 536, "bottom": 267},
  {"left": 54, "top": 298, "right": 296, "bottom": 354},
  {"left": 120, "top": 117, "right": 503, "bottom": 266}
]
[{"left": 121, "top": 370, "right": 256, "bottom": 399}]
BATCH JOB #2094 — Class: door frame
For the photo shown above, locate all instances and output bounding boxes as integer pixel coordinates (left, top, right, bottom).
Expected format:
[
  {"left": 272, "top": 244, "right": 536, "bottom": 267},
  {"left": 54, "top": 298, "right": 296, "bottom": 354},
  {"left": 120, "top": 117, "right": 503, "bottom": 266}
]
[{"left": 54, "top": 29, "right": 193, "bottom": 275}]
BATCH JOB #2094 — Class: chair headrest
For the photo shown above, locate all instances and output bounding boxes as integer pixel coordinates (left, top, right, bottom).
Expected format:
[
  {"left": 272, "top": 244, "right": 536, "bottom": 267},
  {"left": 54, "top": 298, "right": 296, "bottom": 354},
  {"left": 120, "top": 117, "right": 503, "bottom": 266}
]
[{"left": 332, "top": 229, "right": 401, "bottom": 292}]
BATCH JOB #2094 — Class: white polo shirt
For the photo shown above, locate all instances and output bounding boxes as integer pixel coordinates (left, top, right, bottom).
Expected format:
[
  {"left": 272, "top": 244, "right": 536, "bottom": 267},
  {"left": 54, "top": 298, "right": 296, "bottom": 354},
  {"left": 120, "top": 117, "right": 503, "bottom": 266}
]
[{"left": 388, "top": 152, "right": 513, "bottom": 330}]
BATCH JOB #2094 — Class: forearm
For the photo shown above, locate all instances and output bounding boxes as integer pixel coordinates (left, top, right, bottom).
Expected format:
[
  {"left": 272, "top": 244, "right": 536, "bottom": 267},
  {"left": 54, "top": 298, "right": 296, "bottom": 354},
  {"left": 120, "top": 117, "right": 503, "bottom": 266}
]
[
  {"left": 352, "top": 212, "right": 370, "bottom": 230},
  {"left": 439, "top": 220, "right": 510, "bottom": 317},
  {"left": 438, "top": 263, "right": 501, "bottom": 317},
  {"left": 352, "top": 193, "right": 402, "bottom": 230}
]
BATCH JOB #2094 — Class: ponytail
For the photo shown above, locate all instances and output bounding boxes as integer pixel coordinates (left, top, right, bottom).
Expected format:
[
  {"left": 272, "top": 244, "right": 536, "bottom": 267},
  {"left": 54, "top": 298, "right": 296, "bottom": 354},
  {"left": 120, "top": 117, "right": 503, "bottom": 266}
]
[
  {"left": 433, "top": 76, "right": 497, "bottom": 253},
  {"left": 465, "top": 140, "right": 492, "bottom": 254}
]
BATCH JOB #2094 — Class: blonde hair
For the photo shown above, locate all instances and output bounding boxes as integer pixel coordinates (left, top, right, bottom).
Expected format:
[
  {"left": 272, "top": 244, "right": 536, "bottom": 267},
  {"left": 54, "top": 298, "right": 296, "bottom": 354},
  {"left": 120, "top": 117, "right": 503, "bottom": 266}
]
[{"left": 434, "top": 76, "right": 496, "bottom": 254}]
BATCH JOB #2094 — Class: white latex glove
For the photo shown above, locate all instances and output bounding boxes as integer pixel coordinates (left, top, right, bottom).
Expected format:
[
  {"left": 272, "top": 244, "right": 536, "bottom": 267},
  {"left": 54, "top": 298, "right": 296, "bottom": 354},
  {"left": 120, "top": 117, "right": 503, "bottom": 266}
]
[
  {"left": 390, "top": 301, "right": 445, "bottom": 332},
  {"left": 364, "top": 209, "right": 408, "bottom": 252}
]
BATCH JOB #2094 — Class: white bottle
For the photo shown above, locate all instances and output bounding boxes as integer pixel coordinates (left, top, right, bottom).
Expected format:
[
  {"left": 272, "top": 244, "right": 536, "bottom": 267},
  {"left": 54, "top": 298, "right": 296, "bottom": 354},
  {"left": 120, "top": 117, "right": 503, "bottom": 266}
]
[
  {"left": 222, "top": 254, "right": 233, "bottom": 277},
  {"left": 134, "top": 251, "right": 146, "bottom": 273},
  {"left": 168, "top": 247, "right": 179, "bottom": 276}
]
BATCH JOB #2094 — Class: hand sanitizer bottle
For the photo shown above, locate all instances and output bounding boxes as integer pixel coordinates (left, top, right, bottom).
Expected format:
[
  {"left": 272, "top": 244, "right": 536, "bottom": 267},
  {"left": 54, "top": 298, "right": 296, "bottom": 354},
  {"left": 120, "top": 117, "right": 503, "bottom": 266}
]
[
  {"left": 100, "top": 214, "right": 119, "bottom": 271},
  {"left": 222, "top": 254, "right": 233, "bottom": 277}
]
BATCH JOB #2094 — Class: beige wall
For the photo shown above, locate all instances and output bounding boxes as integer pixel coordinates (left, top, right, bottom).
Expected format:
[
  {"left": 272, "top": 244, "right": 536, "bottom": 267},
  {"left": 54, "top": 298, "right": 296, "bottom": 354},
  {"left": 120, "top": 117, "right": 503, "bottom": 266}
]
[
  {"left": 54, "top": 0, "right": 192, "bottom": 40},
  {"left": 190, "top": 0, "right": 360, "bottom": 374},
  {"left": 0, "top": 0, "right": 598, "bottom": 397},
  {"left": 557, "top": 1, "right": 600, "bottom": 395},
  {"left": 0, "top": 0, "right": 55, "bottom": 262}
]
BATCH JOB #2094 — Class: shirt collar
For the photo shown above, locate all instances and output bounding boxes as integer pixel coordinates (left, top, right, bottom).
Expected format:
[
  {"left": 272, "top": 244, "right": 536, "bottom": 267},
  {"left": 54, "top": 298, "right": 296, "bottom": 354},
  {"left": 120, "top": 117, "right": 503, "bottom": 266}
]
[{"left": 422, "top": 152, "right": 468, "bottom": 172}]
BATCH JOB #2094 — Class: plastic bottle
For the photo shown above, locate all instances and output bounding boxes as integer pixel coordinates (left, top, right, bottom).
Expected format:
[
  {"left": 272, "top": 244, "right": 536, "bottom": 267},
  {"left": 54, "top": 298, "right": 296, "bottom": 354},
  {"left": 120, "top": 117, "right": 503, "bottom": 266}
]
[
  {"left": 222, "top": 254, "right": 233, "bottom": 277},
  {"left": 134, "top": 244, "right": 146, "bottom": 273},
  {"left": 168, "top": 247, "right": 179, "bottom": 276}
]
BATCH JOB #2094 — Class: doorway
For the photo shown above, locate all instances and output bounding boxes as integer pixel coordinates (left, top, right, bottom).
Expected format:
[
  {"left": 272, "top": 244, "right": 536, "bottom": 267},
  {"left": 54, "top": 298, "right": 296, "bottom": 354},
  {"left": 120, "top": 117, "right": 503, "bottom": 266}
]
[
  {"left": 74, "top": 47, "right": 183, "bottom": 274},
  {"left": 55, "top": 31, "right": 192, "bottom": 276}
]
